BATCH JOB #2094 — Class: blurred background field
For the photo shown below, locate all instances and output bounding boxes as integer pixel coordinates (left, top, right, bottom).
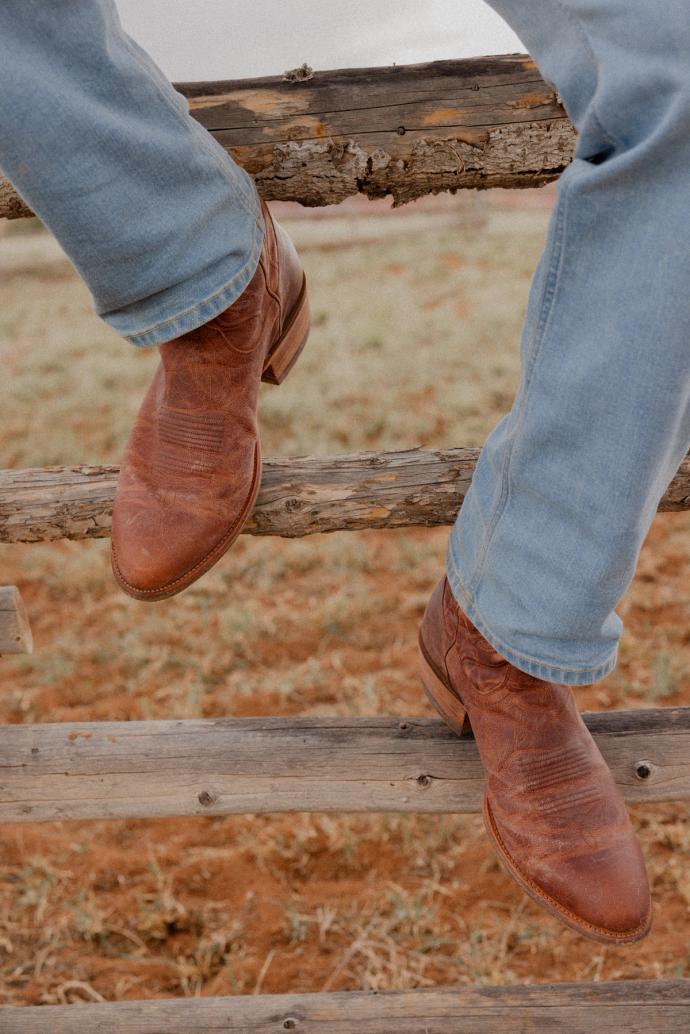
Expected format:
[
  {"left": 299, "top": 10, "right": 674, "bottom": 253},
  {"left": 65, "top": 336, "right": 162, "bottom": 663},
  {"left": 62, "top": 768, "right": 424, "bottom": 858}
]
[{"left": 0, "top": 190, "right": 688, "bottom": 1005}]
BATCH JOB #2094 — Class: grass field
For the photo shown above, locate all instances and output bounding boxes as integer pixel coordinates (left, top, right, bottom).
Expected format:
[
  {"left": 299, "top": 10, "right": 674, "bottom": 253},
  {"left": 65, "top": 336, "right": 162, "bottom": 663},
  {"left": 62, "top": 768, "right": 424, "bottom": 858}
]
[{"left": 0, "top": 194, "right": 688, "bottom": 1006}]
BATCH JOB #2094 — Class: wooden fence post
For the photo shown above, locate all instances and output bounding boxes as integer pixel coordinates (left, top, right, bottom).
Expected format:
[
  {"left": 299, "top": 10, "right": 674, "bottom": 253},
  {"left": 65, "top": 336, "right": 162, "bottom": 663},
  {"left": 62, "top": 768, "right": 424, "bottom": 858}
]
[{"left": 0, "top": 585, "right": 33, "bottom": 655}]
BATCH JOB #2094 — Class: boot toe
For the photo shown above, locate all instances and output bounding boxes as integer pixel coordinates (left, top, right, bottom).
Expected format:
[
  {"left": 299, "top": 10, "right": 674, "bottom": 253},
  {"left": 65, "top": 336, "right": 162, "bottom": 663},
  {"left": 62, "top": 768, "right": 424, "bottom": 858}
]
[
  {"left": 111, "top": 501, "right": 230, "bottom": 599},
  {"left": 525, "top": 839, "right": 652, "bottom": 942},
  {"left": 545, "top": 846, "right": 651, "bottom": 941},
  {"left": 486, "top": 797, "right": 651, "bottom": 943}
]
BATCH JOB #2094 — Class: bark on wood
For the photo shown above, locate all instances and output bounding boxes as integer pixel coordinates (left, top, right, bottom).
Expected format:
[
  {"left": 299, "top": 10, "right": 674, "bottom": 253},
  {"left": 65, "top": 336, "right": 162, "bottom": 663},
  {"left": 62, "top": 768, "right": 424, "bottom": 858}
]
[
  {"left": 2, "top": 980, "right": 689, "bottom": 1033},
  {"left": 0, "top": 708, "right": 687, "bottom": 824},
  {"left": 1, "top": 449, "right": 688, "bottom": 545},
  {"left": 0, "top": 178, "right": 32, "bottom": 220},
  {"left": 0, "top": 54, "right": 575, "bottom": 219},
  {"left": 0, "top": 586, "right": 33, "bottom": 655}
]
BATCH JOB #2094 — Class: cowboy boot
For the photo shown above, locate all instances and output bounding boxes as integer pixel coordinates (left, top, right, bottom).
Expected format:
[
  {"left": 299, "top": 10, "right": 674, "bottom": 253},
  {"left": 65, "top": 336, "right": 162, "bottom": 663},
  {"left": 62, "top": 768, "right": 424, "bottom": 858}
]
[
  {"left": 418, "top": 576, "right": 652, "bottom": 944},
  {"left": 111, "top": 198, "right": 309, "bottom": 601}
]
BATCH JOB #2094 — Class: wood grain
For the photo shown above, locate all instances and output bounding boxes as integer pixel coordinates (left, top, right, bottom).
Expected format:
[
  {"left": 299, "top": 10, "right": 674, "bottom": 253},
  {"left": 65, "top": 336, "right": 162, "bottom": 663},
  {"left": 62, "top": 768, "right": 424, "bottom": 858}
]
[
  {"left": 2, "top": 980, "right": 689, "bottom": 1032},
  {"left": 1, "top": 449, "right": 688, "bottom": 544},
  {"left": 0, "top": 708, "right": 687, "bottom": 823},
  {"left": 0, "top": 586, "right": 33, "bottom": 655},
  {"left": 0, "top": 54, "right": 575, "bottom": 219}
]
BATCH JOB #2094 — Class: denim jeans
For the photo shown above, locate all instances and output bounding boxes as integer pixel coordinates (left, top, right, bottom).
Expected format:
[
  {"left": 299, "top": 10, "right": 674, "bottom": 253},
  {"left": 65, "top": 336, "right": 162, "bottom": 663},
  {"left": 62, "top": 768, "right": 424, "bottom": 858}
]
[
  {"left": 1, "top": 2, "right": 689, "bottom": 685},
  {"left": 0, "top": 0, "right": 265, "bottom": 346},
  {"left": 448, "top": 0, "right": 690, "bottom": 683}
]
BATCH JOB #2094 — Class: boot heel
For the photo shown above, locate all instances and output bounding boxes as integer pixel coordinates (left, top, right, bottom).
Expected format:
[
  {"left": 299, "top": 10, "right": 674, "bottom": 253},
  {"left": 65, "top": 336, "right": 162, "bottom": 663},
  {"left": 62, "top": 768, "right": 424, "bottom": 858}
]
[
  {"left": 262, "top": 273, "right": 310, "bottom": 385},
  {"left": 418, "top": 641, "right": 472, "bottom": 737}
]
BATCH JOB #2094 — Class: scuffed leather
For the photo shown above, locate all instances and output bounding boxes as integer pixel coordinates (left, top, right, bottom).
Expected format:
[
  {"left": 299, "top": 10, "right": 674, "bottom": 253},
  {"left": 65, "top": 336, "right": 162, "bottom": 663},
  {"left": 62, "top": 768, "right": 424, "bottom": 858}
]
[
  {"left": 111, "top": 198, "right": 304, "bottom": 598},
  {"left": 420, "top": 576, "right": 651, "bottom": 941}
]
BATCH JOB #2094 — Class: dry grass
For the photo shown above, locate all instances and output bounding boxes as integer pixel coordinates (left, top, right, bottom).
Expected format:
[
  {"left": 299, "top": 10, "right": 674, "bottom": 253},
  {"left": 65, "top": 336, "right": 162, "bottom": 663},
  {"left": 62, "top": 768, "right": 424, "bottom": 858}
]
[{"left": 0, "top": 195, "right": 688, "bottom": 1005}]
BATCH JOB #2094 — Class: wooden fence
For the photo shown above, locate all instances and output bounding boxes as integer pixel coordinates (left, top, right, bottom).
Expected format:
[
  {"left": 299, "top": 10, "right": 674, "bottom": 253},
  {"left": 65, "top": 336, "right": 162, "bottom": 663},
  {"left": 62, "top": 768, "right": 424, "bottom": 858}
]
[
  {"left": 1, "top": 53, "right": 688, "bottom": 1032},
  {"left": 0, "top": 53, "right": 575, "bottom": 220}
]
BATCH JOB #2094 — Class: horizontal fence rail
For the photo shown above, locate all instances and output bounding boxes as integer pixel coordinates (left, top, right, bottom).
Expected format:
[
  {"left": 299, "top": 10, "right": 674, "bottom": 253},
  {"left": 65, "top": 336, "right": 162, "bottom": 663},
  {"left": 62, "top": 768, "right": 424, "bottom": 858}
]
[
  {"left": 2, "top": 980, "right": 689, "bottom": 1033},
  {"left": 0, "top": 708, "right": 687, "bottom": 824},
  {"left": 1, "top": 450, "right": 689, "bottom": 544},
  {"left": 0, "top": 53, "right": 576, "bottom": 219}
]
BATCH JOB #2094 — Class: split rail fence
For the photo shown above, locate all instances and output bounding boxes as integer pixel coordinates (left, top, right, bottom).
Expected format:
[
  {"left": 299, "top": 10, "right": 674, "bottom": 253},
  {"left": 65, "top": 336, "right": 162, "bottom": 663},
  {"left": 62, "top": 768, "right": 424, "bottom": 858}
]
[{"left": 1, "top": 53, "right": 689, "bottom": 1032}]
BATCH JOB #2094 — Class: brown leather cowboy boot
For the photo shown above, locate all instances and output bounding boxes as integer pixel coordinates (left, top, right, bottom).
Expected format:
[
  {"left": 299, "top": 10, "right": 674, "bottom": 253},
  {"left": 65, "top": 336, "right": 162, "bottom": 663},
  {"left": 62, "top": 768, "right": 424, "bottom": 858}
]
[
  {"left": 111, "top": 198, "right": 309, "bottom": 601},
  {"left": 418, "top": 576, "right": 652, "bottom": 944}
]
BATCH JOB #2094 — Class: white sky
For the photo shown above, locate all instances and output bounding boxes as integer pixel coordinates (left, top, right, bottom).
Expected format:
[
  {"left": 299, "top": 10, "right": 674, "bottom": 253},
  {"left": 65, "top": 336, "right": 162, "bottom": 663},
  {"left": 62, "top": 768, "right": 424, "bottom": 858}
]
[{"left": 116, "top": 1, "right": 523, "bottom": 81}]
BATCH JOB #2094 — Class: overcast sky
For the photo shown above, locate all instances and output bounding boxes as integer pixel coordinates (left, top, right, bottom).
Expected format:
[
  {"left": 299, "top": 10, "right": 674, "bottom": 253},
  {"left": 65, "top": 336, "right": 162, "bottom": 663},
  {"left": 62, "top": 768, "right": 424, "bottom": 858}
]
[{"left": 116, "top": 1, "right": 523, "bottom": 81}]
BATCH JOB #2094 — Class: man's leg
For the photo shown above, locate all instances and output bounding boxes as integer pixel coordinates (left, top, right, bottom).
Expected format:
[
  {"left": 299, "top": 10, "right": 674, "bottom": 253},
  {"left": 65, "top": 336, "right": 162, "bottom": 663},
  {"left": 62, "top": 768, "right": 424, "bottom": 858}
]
[
  {"left": 447, "top": 0, "right": 690, "bottom": 683},
  {"left": 0, "top": 0, "right": 310, "bottom": 598},
  {"left": 420, "top": 0, "right": 689, "bottom": 942},
  {"left": 0, "top": 0, "right": 264, "bottom": 345}
]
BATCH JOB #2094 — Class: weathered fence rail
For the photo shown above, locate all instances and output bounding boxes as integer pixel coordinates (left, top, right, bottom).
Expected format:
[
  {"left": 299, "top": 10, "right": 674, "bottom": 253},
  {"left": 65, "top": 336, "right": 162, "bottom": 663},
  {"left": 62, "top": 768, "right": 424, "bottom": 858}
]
[
  {"left": 0, "top": 53, "right": 575, "bottom": 219},
  {"left": 3, "top": 980, "right": 690, "bottom": 1034},
  {"left": 1, "top": 450, "right": 689, "bottom": 544},
  {"left": 2, "top": 48, "right": 689, "bottom": 1034},
  {"left": 0, "top": 709, "right": 687, "bottom": 824}
]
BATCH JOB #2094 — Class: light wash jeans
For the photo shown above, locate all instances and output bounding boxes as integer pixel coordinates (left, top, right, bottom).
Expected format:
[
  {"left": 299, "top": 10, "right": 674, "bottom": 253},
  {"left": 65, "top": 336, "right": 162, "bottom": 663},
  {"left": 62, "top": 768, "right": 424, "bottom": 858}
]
[
  {"left": 1, "top": 2, "right": 688, "bottom": 684},
  {"left": 0, "top": 0, "right": 265, "bottom": 346},
  {"left": 449, "top": 0, "right": 690, "bottom": 683}
]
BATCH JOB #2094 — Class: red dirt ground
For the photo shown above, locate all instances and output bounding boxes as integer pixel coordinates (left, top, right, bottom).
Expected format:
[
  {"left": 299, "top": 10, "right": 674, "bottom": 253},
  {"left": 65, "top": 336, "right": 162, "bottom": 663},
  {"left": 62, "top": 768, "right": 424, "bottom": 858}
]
[{"left": 0, "top": 514, "right": 688, "bottom": 1005}]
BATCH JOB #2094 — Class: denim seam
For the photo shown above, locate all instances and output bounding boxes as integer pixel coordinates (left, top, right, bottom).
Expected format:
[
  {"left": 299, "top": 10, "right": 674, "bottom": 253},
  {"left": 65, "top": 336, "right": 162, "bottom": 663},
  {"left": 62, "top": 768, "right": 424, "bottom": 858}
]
[
  {"left": 189, "top": 118, "right": 261, "bottom": 223},
  {"left": 551, "top": 0, "right": 627, "bottom": 153},
  {"left": 121, "top": 214, "right": 264, "bottom": 344},
  {"left": 465, "top": 177, "right": 571, "bottom": 595},
  {"left": 118, "top": 27, "right": 260, "bottom": 223},
  {"left": 447, "top": 552, "right": 618, "bottom": 679}
]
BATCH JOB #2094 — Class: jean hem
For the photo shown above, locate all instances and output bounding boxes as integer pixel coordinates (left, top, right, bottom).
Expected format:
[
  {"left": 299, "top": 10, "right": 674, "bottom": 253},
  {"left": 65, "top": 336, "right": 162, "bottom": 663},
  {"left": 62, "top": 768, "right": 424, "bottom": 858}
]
[
  {"left": 118, "top": 212, "right": 265, "bottom": 347},
  {"left": 445, "top": 546, "right": 618, "bottom": 686}
]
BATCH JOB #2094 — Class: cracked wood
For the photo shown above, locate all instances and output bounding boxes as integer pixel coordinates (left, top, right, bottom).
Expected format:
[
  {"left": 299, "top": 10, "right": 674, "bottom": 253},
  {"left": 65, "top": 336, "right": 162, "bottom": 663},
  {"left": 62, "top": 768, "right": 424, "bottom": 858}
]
[
  {"left": 0, "top": 708, "right": 688, "bottom": 823},
  {"left": 0, "top": 448, "right": 688, "bottom": 545},
  {"left": 0, "top": 53, "right": 575, "bottom": 219},
  {"left": 3, "top": 980, "right": 690, "bottom": 1033}
]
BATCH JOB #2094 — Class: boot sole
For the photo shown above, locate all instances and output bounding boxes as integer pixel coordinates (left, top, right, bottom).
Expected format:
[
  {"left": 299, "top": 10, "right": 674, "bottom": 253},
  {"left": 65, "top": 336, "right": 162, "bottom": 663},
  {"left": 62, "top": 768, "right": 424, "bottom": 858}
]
[
  {"left": 111, "top": 275, "right": 310, "bottom": 601},
  {"left": 417, "top": 633, "right": 652, "bottom": 944}
]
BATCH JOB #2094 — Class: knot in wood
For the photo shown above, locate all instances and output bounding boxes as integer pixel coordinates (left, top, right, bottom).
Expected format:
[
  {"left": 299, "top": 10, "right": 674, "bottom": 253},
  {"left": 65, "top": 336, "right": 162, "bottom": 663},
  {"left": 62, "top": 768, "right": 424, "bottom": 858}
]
[
  {"left": 416, "top": 773, "right": 432, "bottom": 789},
  {"left": 283, "top": 63, "right": 313, "bottom": 83},
  {"left": 197, "top": 790, "right": 217, "bottom": 807}
]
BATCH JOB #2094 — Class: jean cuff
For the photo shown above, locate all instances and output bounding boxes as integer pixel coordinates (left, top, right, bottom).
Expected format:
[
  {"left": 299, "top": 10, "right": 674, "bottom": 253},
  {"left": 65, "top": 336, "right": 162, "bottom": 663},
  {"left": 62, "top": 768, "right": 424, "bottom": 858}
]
[
  {"left": 118, "top": 209, "right": 265, "bottom": 348},
  {"left": 445, "top": 548, "right": 618, "bottom": 686}
]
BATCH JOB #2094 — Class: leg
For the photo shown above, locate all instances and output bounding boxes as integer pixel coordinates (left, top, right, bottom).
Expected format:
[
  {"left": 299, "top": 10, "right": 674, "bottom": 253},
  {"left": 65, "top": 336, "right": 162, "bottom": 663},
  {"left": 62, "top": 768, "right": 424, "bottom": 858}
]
[
  {"left": 420, "top": 0, "right": 690, "bottom": 942},
  {"left": 0, "top": 0, "right": 264, "bottom": 346},
  {"left": 0, "top": 0, "right": 310, "bottom": 597},
  {"left": 447, "top": 0, "right": 690, "bottom": 684}
]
